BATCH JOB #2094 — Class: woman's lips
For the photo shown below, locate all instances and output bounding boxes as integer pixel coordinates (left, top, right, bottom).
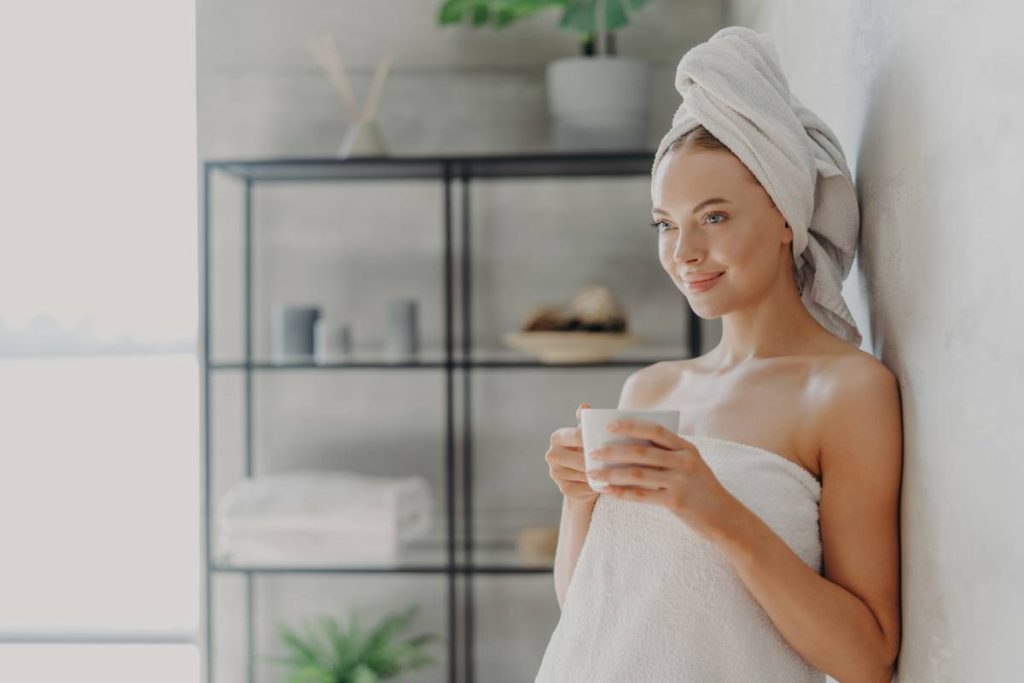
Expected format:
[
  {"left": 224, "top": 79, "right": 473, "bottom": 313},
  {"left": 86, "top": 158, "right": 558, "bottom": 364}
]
[{"left": 685, "top": 271, "right": 724, "bottom": 293}]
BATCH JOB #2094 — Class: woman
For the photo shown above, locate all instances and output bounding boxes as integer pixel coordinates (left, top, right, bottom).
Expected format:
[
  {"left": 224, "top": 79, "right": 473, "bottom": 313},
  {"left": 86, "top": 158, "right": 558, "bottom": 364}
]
[{"left": 535, "top": 26, "right": 902, "bottom": 683}]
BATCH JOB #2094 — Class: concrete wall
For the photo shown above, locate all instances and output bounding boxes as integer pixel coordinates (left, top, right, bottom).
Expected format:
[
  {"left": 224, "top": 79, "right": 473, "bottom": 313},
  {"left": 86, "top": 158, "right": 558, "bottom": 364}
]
[
  {"left": 728, "top": 1, "right": 1024, "bottom": 681},
  {"left": 199, "top": 2, "right": 727, "bottom": 681}
]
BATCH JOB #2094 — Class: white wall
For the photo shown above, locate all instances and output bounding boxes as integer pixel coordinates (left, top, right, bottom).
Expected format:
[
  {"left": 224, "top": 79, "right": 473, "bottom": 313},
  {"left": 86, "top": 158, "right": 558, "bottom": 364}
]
[
  {"left": 199, "top": 2, "right": 727, "bottom": 682},
  {"left": 728, "top": 1, "right": 1024, "bottom": 680}
]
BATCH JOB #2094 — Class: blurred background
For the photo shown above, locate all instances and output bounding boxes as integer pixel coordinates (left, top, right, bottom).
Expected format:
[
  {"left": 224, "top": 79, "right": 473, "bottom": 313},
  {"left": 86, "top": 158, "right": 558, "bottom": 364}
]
[{"left": 2, "top": 1, "right": 1022, "bottom": 682}]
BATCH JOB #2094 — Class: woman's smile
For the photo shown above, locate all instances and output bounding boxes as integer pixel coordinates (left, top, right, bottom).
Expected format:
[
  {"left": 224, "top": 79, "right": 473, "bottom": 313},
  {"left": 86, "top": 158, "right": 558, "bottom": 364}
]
[{"left": 685, "top": 271, "right": 725, "bottom": 293}]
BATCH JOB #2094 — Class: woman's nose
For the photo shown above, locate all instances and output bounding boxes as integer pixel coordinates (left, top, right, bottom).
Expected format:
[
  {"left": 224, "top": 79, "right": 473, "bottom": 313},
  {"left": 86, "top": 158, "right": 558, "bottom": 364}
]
[{"left": 671, "top": 227, "right": 704, "bottom": 264}]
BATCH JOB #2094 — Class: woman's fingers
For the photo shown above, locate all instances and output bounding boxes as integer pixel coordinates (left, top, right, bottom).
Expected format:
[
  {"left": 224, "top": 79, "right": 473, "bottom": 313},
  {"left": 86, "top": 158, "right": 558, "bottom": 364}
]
[
  {"left": 546, "top": 444, "right": 586, "bottom": 470},
  {"left": 606, "top": 420, "right": 693, "bottom": 452},
  {"left": 547, "top": 404, "right": 600, "bottom": 501},
  {"left": 590, "top": 442, "right": 685, "bottom": 469},
  {"left": 589, "top": 464, "right": 675, "bottom": 490},
  {"left": 550, "top": 426, "right": 584, "bottom": 450},
  {"left": 550, "top": 463, "right": 589, "bottom": 483}
]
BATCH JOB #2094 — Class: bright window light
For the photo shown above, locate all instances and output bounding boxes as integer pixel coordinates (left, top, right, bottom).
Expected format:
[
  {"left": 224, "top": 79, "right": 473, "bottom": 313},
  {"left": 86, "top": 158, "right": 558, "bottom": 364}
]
[{"left": 0, "top": 0, "right": 199, "bottom": 680}]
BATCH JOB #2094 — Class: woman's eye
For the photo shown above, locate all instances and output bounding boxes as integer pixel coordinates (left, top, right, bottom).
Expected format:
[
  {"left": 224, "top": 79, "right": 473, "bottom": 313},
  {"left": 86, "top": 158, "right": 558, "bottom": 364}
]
[{"left": 648, "top": 213, "right": 725, "bottom": 232}]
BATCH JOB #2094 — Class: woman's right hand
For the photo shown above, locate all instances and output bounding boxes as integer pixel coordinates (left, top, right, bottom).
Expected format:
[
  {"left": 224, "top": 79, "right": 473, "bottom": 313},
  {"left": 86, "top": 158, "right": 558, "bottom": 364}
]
[{"left": 545, "top": 402, "right": 599, "bottom": 502}]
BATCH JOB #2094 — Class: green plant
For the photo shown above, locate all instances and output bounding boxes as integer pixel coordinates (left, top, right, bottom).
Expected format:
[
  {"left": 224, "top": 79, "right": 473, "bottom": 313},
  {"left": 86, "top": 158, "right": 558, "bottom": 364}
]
[
  {"left": 266, "top": 604, "right": 440, "bottom": 683},
  {"left": 438, "top": 0, "right": 651, "bottom": 52}
]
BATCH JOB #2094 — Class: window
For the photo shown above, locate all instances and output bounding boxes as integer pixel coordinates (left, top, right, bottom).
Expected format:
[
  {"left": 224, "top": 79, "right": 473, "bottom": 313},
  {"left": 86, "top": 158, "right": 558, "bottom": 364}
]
[{"left": 0, "top": 1, "right": 199, "bottom": 680}]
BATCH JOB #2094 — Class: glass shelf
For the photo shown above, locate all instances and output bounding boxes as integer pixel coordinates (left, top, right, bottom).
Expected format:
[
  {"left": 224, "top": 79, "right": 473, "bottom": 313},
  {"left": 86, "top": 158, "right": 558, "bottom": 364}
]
[
  {"left": 211, "top": 538, "right": 553, "bottom": 575},
  {"left": 207, "top": 150, "right": 656, "bottom": 183},
  {"left": 208, "top": 343, "right": 690, "bottom": 370}
]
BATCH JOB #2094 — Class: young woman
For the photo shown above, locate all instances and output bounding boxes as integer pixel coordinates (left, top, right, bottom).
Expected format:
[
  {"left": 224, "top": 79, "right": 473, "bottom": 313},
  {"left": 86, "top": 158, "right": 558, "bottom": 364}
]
[{"left": 535, "top": 27, "right": 902, "bottom": 683}]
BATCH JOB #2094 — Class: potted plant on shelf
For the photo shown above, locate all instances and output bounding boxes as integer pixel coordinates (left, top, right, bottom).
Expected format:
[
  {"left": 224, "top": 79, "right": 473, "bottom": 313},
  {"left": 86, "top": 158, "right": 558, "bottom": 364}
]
[
  {"left": 438, "top": 0, "right": 653, "bottom": 151},
  {"left": 267, "top": 604, "right": 439, "bottom": 683}
]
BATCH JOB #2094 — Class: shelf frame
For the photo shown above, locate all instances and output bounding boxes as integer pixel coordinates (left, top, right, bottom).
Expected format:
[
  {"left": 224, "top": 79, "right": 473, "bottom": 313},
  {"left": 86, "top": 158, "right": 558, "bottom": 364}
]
[{"left": 200, "top": 151, "right": 700, "bottom": 683}]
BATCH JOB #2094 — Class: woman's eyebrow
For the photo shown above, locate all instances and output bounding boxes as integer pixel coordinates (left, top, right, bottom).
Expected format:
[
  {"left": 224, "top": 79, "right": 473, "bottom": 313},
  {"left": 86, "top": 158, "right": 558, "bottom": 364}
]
[{"left": 652, "top": 198, "right": 731, "bottom": 216}]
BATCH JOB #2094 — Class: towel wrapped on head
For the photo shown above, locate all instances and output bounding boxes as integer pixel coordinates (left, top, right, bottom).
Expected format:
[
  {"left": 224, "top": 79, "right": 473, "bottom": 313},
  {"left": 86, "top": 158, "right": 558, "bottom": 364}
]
[{"left": 652, "top": 25, "right": 863, "bottom": 348}]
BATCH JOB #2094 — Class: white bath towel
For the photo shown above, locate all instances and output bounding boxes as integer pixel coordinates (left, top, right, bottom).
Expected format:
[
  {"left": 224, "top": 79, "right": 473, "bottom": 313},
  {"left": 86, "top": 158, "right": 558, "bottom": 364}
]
[
  {"left": 534, "top": 433, "right": 826, "bottom": 682},
  {"left": 651, "top": 26, "right": 863, "bottom": 348},
  {"left": 218, "top": 525, "right": 404, "bottom": 566},
  {"left": 216, "top": 468, "right": 433, "bottom": 566}
]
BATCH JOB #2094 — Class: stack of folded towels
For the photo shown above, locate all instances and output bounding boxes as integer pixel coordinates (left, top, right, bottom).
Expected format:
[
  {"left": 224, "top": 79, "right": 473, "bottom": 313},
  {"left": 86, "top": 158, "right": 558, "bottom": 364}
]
[{"left": 215, "top": 468, "right": 434, "bottom": 566}]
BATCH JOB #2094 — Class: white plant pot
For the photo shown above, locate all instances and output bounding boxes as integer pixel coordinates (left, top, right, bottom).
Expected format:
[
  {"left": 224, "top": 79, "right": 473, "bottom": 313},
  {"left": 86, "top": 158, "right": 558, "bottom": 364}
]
[{"left": 546, "top": 55, "right": 651, "bottom": 151}]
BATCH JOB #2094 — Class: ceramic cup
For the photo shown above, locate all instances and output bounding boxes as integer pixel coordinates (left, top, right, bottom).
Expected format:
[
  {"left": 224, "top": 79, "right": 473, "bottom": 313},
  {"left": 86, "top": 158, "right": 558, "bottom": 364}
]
[
  {"left": 580, "top": 408, "right": 681, "bottom": 492},
  {"left": 271, "top": 305, "right": 320, "bottom": 364}
]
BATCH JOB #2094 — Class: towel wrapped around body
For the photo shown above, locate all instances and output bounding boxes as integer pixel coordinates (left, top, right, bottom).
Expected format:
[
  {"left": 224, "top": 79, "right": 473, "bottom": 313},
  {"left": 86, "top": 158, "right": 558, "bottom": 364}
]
[{"left": 534, "top": 433, "right": 826, "bottom": 682}]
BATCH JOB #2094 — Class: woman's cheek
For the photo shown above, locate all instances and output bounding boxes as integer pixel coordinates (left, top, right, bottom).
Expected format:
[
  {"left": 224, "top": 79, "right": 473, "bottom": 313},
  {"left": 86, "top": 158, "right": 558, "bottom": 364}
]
[{"left": 657, "top": 241, "right": 674, "bottom": 269}]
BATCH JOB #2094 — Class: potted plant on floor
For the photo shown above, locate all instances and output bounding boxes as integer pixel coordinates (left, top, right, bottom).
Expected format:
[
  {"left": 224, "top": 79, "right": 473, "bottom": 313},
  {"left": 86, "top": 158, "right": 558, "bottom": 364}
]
[
  {"left": 267, "top": 604, "right": 439, "bottom": 682},
  {"left": 438, "top": 0, "right": 653, "bottom": 151}
]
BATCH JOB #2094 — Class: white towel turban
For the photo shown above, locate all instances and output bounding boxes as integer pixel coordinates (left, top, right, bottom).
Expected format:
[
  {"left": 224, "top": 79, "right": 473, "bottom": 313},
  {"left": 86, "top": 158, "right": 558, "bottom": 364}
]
[{"left": 651, "top": 26, "right": 863, "bottom": 348}]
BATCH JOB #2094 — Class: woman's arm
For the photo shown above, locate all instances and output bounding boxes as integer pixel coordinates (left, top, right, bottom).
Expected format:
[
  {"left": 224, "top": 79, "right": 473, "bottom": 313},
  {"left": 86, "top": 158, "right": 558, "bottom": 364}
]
[
  {"left": 553, "top": 494, "right": 598, "bottom": 609},
  {"left": 711, "top": 359, "right": 903, "bottom": 683},
  {"left": 553, "top": 364, "right": 662, "bottom": 608}
]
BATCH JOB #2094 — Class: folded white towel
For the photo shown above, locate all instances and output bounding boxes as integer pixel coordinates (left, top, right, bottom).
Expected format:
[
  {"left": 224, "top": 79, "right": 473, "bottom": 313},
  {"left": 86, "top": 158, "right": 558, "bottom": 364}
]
[
  {"left": 217, "top": 468, "right": 433, "bottom": 534},
  {"left": 652, "top": 26, "right": 863, "bottom": 347},
  {"left": 215, "top": 469, "right": 434, "bottom": 566},
  {"left": 218, "top": 525, "right": 403, "bottom": 567}
]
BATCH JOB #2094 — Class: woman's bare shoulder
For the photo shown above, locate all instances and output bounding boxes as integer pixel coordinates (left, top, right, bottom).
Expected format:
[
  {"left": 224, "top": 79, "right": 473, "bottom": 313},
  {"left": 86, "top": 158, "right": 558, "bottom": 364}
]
[
  {"left": 814, "top": 350, "right": 901, "bottom": 452},
  {"left": 819, "top": 348, "right": 896, "bottom": 387},
  {"left": 618, "top": 359, "right": 683, "bottom": 409}
]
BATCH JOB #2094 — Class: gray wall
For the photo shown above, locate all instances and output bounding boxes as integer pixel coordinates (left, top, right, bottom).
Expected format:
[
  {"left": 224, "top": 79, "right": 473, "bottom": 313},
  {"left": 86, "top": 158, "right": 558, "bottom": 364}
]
[
  {"left": 728, "top": 0, "right": 1024, "bottom": 681},
  {"left": 199, "top": 2, "right": 726, "bottom": 682}
]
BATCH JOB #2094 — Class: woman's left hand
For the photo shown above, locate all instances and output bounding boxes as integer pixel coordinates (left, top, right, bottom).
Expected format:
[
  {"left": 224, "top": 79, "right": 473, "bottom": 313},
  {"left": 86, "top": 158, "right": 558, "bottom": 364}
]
[{"left": 587, "top": 419, "right": 738, "bottom": 542}]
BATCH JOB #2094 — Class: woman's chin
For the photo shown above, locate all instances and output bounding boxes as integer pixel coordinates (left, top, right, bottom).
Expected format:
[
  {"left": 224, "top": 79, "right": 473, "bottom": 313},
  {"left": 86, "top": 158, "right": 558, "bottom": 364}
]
[
  {"left": 689, "top": 305, "right": 720, "bottom": 320},
  {"left": 683, "top": 294, "right": 726, "bottom": 318}
]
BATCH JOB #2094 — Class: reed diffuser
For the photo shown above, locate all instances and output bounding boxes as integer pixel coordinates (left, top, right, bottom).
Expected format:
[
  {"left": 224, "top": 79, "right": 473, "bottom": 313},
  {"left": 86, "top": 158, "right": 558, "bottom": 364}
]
[{"left": 306, "top": 31, "right": 393, "bottom": 158}]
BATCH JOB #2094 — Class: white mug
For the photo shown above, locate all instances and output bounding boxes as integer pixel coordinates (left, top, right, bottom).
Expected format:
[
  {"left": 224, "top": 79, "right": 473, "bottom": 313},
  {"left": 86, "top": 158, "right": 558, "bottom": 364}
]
[{"left": 580, "top": 409, "right": 681, "bottom": 492}]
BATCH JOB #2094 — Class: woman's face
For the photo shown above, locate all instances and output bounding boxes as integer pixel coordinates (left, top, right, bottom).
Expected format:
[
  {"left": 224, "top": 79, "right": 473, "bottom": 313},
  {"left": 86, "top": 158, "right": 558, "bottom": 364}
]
[{"left": 650, "top": 145, "right": 793, "bottom": 317}]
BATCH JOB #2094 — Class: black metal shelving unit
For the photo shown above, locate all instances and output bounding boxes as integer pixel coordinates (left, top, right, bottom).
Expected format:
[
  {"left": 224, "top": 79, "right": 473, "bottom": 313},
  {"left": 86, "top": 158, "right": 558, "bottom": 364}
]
[{"left": 200, "top": 150, "right": 702, "bottom": 683}]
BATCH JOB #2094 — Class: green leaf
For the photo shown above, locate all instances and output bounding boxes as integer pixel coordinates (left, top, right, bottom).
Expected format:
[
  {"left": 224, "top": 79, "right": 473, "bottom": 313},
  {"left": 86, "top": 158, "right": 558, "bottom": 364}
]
[
  {"left": 438, "top": 0, "right": 568, "bottom": 29},
  {"left": 364, "top": 605, "right": 417, "bottom": 656},
  {"left": 471, "top": 4, "right": 490, "bottom": 25},
  {"left": 351, "top": 663, "right": 380, "bottom": 683},
  {"left": 359, "top": 607, "right": 427, "bottom": 677},
  {"left": 605, "top": 0, "right": 630, "bottom": 31},
  {"left": 438, "top": 0, "right": 467, "bottom": 25},
  {"left": 276, "top": 622, "right": 322, "bottom": 666},
  {"left": 558, "top": 1, "right": 590, "bottom": 32},
  {"left": 311, "top": 613, "right": 365, "bottom": 679},
  {"left": 557, "top": 0, "right": 642, "bottom": 35},
  {"left": 284, "top": 663, "right": 334, "bottom": 683},
  {"left": 367, "top": 643, "right": 418, "bottom": 676},
  {"left": 494, "top": 6, "right": 518, "bottom": 26},
  {"left": 319, "top": 615, "right": 357, "bottom": 672},
  {"left": 404, "top": 632, "right": 439, "bottom": 649},
  {"left": 302, "top": 619, "right": 335, "bottom": 668}
]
